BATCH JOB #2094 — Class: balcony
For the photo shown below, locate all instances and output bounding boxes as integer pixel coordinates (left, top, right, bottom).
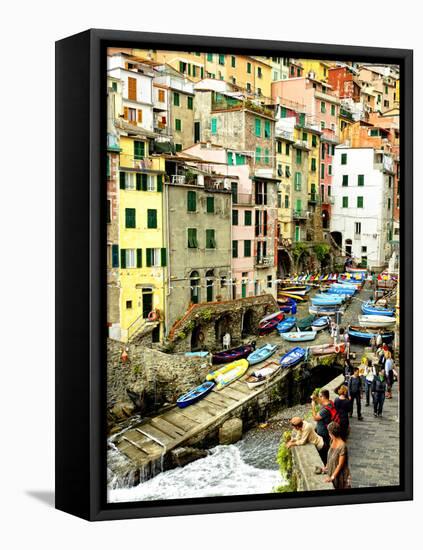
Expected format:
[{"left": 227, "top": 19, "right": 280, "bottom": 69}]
[
  {"left": 107, "top": 133, "right": 121, "bottom": 152},
  {"left": 232, "top": 193, "right": 254, "bottom": 205},
  {"left": 340, "top": 107, "right": 354, "bottom": 121},
  {"left": 255, "top": 256, "right": 273, "bottom": 267},
  {"left": 278, "top": 236, "right": 292, "bottom": 249},
  {"left": 314, "top": 90, "right": 340, "bottom": 105},
  {"left": 308, "top": 193, "right": 321, "bottom": 205},
  {"left": 293, "top": 210, "right": 308, "bottom": 220}
]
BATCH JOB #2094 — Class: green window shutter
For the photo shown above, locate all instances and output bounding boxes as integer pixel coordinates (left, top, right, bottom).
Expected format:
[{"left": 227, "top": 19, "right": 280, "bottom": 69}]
[
  {"left": 179, "top": 61, "right": 184, "bottom": 73},
  {"left": 125, "top": 208, "right": 136, "bottom": 228},
  {"left": 146, "top": 248, "right": 152, "bottom": 267},
  {"left": 119, "top": 172, "right": 126, "bottom": 189},
  {"left": 296, "top": 149, "right": 302, "bottom": 164},
  {"left": 136, "top": 173, "right": 142, "bottom": 190},
  {"left": 187, "top": 190, "right": 197, "bottom": 212},
  {"left": 256, "top": 147, "right": 261, "bottom": 162},
  {"left": 206, "top": 229, "right": 216, "bottom": 248},
  {"left": 107, "top": 155, "right": 110, "bottom": 178},
  {"left": 284, "top": 194, "right": 289, "bottom": 208},
  {"left": 247, "top": 62, "right": 251, "bottom": 74},
  {"left": 227, "top": 152, "right": 234, "bottom": 165},
  {"left": 147, "top": 209, "right": 157, "bottom": 228},
  {"left": 187, "top": 96, "right": 193, "bottom": 109},
  {"left": 157, "top": 174, "right": 163, "bottom": 192},
  {"left": 232, "top": 240, "right": 238, "bottom": 258},
  {"left": 281, "top": 106, "right": 287, "bottom": 118},
  {"left": 342, "top": 196, "right": 348, "bottom": 208},
  {"left": 207, "top": 53, "right": 213, "bottom": 62},
  {"left": 312, "top": 134, "right": 317, "bottom": 147},
  {"left": 285, "top": 144, "right": 290, "bottom": 155},
  {"left": 188, "top": 228, "right": 198, "bottom": 248},
  {"left": 161, "top": 248, "right": 167, "bottom": 267},
  {"left": 341, "top": 153, "right": 347, "bottom": 165},
  {"left": 321, "top": 101, "right": 326, "bottom": 113},
  {"left": 206, "top": 196, "right": 214, "bottom": 213},
  {"left": 311, "top": 158, "right": 316, "bottom": 171},
  {"left": 357, "top": 196, "right": 364, "bottom": 208},
  {"left": 296, "top": 199, "right": 302, "bottom": 212},
  {"left": 264, "top": 120, "right": 271, "bottom": 138},
  {"left": 342, "top": 175, "right": 349, "bottom": 186},
  {"left": 219, "top": 54, "right": 225, "bottom": 65},
  {"left": 134, "top": 141, "right": 145, "bottom": 159},
  {"left": 244, "top": 210, "right": 252, "bottom": 225},
  {"left": 264, "top": 148, "right": 269, "bottom": 164},
  {"left": 277, "top": 141, "right": 282, "bottom": 154},
  {"left": 173, "top": 92, "right": 180, "bottom": 106},
  {"left": 321, "top": 163, "right": 325, "bottom": 179},
  {"left": 331, "top": 104, "right": 336, "bottom": 116},
  {"left": 136, "top": 249, "right": 142, "bottom": 268},
  {"left": 358, "top": 174, "right": 364, "bottom": 186},
  {"left": 112, "top": 244, "right": 119, "bottom": 268},
  {"left": 120, "top": 249, "right": 126, "bottom": 269},
  {"left": 302, "top": 132, "right": 307, "bottom": 142},
  {"left": 232, "top": 209, "right": 238, "bottom": 225},
  {"left": 141, "top": 173, "right": 148, "bottom": 191},
  {"left": 244, "top": 240, "right": 251, "bottom": 257},
  {"left": 255, "top": 118, "right": 261, "bottom": 137},
  {"left": 299, "top": 113, "right": 305, "bottom": 126},
  {"left": 175, "top": 119, "right": 181, "bottom": 131},
  {"left": 235, "top": 153, "right": 245, "bottom": 165},
  {"left": 211, "top": 118, "right": 217, "bottom": 134}
]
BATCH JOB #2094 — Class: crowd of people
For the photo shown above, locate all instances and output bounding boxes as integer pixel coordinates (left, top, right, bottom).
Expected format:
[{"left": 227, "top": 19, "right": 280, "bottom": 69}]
[{"left": 286, "top": 337, "right": 397, "bottom": 490}]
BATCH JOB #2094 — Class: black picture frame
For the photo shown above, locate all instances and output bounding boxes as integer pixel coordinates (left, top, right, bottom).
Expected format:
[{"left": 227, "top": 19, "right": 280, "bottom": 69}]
[{"left": 55, "top": 28, "right": 413, "bottom": 521}]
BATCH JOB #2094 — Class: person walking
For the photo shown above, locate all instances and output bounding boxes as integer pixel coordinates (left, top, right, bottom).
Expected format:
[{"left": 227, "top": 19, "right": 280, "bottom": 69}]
[
  {"left": 384, "top": 351, "right": 394, "bottom": 399},
  {"left": 348, "top": 367, "right": 363, "bottom": 420},
  {"left": 334, "top": 385, "right": 351, "bottom": 440},
  {"left": 372, "top": 368, "right": 387, "bottom": 417},
  {"left": 311, "top": 389, "right": 337, "bottom": 465},
  {"left": 376, "top": 330, "right": 383, "bottom": 349},
  {"left": 324, "top": 422, "right": 351, "bottom": 489},
  {"left": 364, "top": 359, "right": 377, "bottom": 406}
]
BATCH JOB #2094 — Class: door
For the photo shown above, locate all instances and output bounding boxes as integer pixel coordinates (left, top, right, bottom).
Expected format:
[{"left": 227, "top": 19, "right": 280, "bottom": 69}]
[
  {"left": 295, "top": 224, "right": 300, "bottom": 242},
  {"left": 142, "top": 289, "right": 153, "bottom": 318},
  {"left": 241, "top": 281, "right": 247, "bottom": 298},
  {"left": 194, "top": 121, "right": 200, "bottom": 143}
]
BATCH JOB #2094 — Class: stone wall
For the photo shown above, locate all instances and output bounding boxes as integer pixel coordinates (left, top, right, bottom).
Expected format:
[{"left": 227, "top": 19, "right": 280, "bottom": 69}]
[{"left": 107, "top": 338, "right": 211, "bottom": 421}]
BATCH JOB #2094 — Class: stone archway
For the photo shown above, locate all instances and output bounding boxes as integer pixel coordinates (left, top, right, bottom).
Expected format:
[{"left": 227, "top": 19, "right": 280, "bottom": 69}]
[
  {"left": 215, "top": 314, "right": 231, "bottom": 348},
  {"left": 242, "top": 308, "right": 255, "bottom": 337},
  {"left": 278, "top": 249, "right": 293, "bottom": 279},
  {"left": 330, "top": 231, "right": 342, "bottom": 249},
  {"left": 322, "top": 209, "right": 330, "bottom": 230},
  {"left": 190, "top": 323, "right": 204, "bottom": 351}
]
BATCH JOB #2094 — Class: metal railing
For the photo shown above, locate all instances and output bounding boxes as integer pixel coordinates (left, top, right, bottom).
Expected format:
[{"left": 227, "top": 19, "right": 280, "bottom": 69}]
[
  {"left": 293, "top": 210, "right": 308, "bottom": 220},
  {"left": 232, "top": 193, "right": 254, "bottom": 205}
]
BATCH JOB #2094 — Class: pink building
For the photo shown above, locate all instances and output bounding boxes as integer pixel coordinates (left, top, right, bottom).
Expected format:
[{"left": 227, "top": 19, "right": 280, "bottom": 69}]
[
  {"left": 183, "top": 143, "right": 256, "bottom": 299},
  {"left": 320, "top": 128, "right": 339, "bottom": 231}
]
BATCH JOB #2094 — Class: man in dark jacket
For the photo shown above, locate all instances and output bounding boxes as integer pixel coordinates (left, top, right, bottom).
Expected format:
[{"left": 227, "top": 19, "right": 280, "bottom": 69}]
[
  {"left": 348, "top": 367, "right": 363, "bottom": 420},
  {"left": 372, "top": 368, "right": 387, "bottom": 417}
]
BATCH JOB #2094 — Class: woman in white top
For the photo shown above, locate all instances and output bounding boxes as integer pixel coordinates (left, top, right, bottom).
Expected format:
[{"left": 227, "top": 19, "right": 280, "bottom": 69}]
[
  {"left": 364, "top": 360, "right": 377, "bottom": 406},
  {"left": 384, "top": 351, "right": 394, "bottom": 398}
]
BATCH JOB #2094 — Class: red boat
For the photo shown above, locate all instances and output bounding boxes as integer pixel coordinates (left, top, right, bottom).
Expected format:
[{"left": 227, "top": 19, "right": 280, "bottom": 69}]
[
  {"left": 212, "top": 343, "right": 256, "bottom": 364},
  {"left": 258, "top": 312, "right": 284, "bottom": 335}
]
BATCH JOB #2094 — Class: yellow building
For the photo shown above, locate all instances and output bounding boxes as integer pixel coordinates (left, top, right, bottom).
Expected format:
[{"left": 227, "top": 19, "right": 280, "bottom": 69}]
[
  {"left": 276, "top": 135, "right": 294, "bottom": 240},
  {"left": 299, "top": 59, "right": 333, "bottom": 82},
  {"left": 118, "top": 135, "right": 167, "bottom": 342},
  {"left": 296, "top": 125, "right": 321, "bottom": 197}
]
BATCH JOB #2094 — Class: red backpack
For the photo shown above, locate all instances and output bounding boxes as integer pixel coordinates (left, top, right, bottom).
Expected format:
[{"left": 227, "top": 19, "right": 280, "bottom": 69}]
[{"left": 324, "top": 400, "right": 341, "bottom": 425}]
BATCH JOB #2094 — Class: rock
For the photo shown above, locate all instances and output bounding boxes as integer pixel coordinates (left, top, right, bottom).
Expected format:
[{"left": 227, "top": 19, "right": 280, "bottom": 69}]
[
  {"left": 110, "top": 401, "right": 135, "bottom": 420},
  {"left": 171, "top": 447, "right": 208, "bottom": 468},
  {"left": 219, "top": 418, "right": 243, "bottom": 445}
]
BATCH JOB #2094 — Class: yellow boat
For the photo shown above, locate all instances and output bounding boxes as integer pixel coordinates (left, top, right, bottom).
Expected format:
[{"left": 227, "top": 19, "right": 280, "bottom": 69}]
[
  {"left": 215, "top": 359, "right": 249, "bottom": 390},
  {"left": 206, "top": 359, "right": 248, "bottom": 382}
]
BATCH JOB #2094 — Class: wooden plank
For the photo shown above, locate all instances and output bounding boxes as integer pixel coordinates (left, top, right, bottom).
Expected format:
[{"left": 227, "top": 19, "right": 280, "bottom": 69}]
[
  {"left": 221, "top": 386, "right": 250, "bottom": 401},
  {"left": 163, "top": 411, "right": 199, "bottom": 430},
  {"left": 194, "top": 402, "right": 218, "bottom": 417},
  {"left": 135, "top": 425, "right": 175, "bottom": 447},
  {"left": 204, "top": 393, "right": 233, "bottom": 409},
  {"left": 121, "top": 436, "right": 149, "bottom": 455},
  {"left": 230, "top": 381, "right": 252, "bottom": 395},
  {"left": 151, "top": 416, "right": 186, "bottom": 438},
  {"left": 177, "top": 407, "right": 210, "bottom": 424}
]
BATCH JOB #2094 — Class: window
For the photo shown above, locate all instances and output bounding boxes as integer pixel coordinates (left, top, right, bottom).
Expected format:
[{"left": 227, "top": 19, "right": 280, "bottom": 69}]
[
  {"left": 328, "top": 185, "right": 331, "bottom": 196},
  {"left": 280, "top": 106, "right": 287, "bottom": 118},
  {"left": 173, "top": 92, "right": 180, "bottom": 106},
  {"left": 246, "top": 82, "right": 251, "bottom": 92},
  {"left": 388, "top": 176, "right": 393, "bottom": 188},
  {"left": 331, "top": 104, "right": 336, "bottom": 116},
  {"left": 187, "top": 190, "right": 197, "bottom": 212},
  {"left": 211, "top": 118, "right": 217, "bottom": 135},
  {"left": 357, "top": 196, "right": 364, "bottom": 208},
  {"left": 358, "top": 174, "right": 364, "bottom": 186},
  {"left": 264, "top": 120, "right": 271, "bottom": 138},
  {"left": 158, "top": 89, "right": 165, "bottom": 103},
  {"left": 120, "top": 248, "right": 141, "bottom": 269},
  {"left": 321, "top": 163, "right": 325, "bottom": 179},
  {"left": 190, "top": 271, "right": 200, "bottom": 303},
  {"left": 342, "top": 175, "right": 348, "bottom": 186},
  {"left": 206, "top": 196, "right": 214, "bottom": 213},
  {"left": 294, "top": 172, "right": 302, "bottom": 191},
  {"left": 355, "top": 222, "right": 361, "bottom": 235},
  {"left": 328, "top": 165, "right": 332, "bottom": 175},
  {"left": 111, "top": 81, "right": 118, "bottom": 92},
  {"left": 341, "top": 153, "right": 347, "bottom": 165},
  {"left": 175, "top": 119, "right": 182, "bottom": 131},
  {"left": 387, "top": 198, "right": 391, "bottom": 210},
  {"left": 218, "top": 54, "right": 225, "bottom": 65},
  {"left": 332, "top": 145, "right": 336, "bottom": 155},
  {"left": 146, "top": 248, "right": 162, "bottom": 267},
  {"left": 125, "top": 208, "right": 136, "bottom": 228},
  {"left": 146, "top": 175, "right": 155, "bottom": 191},
  {"left": 296, "top": 149, "right": 302, "bottom": 164},
  {"left": 207, "top": 53, "right": 213, "bottom": 62},
  {"left": 257, "top": 66, "right": 262, "bottom": 78},
  {"left": 267, "top": 275, "right": 272, "bottom": 289},
  {"left": 107, "top": 200, "right": 111, "bottom": 224},
  {"left": 285, "top": 143, "right": 290, "bottom": 155},
  {"left": 320, "top": 121, "right": 325, "bottom": 130},
  {"left": 187, "top": 96, "right": 193, "bottom": 109},
  {"left": 179, "top": 61, "right": 187, "bottom": 73},
  {"left": 232, "top": 209, "right": 238, "bottom": 225},
  {"left": 235, "top": 153, "right": 245, "bottom": 165},
  {"left": 264, "top": 148, "right": 270, "bottom": 164},
  {"left": 244, "top": 240, "right": 251, "bottom": 257},
  {"left": 127, "top": 76, "right": 137, "bottom": 101},
  {"left": 277, "top": 141, "right": 282, "bottom": 154},
  {"left": 361, "top": 246, "right": 367, "bottom": 253},
  {"left": 312, "top": 134, "right": 317, "bottom": 147},
  {"left": 187, "top": 228, "right": 198, "bottom": 248},
  {"left": 206, "top": 229, "right": 216, "bottom": 248},
  {"left": 231, "top": 181, "right": 238, "bottom": 203},
  {"left": 299, "top": 113, "right": 305, "bottom": 126},
  {"left": 285, "top": 166, "right": 291, "bottom": 177},
  {"left": 232, "top": 240, "right": 238, "bottom": 258},
  {"left": 244, "top": 210, "right": 252, "bottom": 225},
  {"left": 134, "top": 140, "right": 145, "bottom": 160},
  {"left": 175, "top": 144, "right": 182, "bottom": 152},
  {"left": 284, "top": 194, "right": 289, "bottom": 208},
  {"left": 126, "top": 300, "right": 132, "bottom": 309},
  {"left": 311, "top": 158, "right": 316, "bottom": 172},
  {"left": 320, "top": 101, "right": 326, "bottom": 113},
  {"left": 342, "top": 196, "right": 348, "bottom": 208},
  {"left": 255, "top": 147, "right": 262, "bottom": 162},
  {"left": 255, "top": 118, "right": 261, "bottom": 137},
  {"left": 147, "top": 209, "right": 157, "bottom": 228},
  {"left": 231, "top": 56, "right": 236, "bottom": 68},
  {"left": 277, "top": 192, "right": 282, "bottom": 207}
]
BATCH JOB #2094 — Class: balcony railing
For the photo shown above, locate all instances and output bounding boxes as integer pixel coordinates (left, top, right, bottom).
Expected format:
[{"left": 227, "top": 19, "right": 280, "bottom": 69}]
[
  {"left": 340, "top": 107, "right": 354, "bottom": 121},
  {"left": 308, "top": 193, "right": 321, "bottom": 204},
  {"left": 255, "top": 256, "right": 273, "bottom": 267},
  {"left": 293, "top": 210, "right": 308, "bottom": 220},
  {"left": 232, "top": 193, "right": 254, "bottom": 205}
]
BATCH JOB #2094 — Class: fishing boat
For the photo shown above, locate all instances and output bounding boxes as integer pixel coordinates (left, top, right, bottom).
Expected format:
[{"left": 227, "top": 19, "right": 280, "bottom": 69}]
[
  {"left": 259, "top": 314, "right": 284, "bottom": 335},
  {"left": 280, "top": 331, "right": 317, "bottom": 342},
  {"left": 247, "top": 343, "right": 278, "bottom": 365},
  {"left": 311, "top": 316, "right": 330, "bottom": 332},
  {"left": 327, "top": 285, "right": 356, "bottom": 295},
  {"left": 307, "top": 343, "right": 345, "bottom": 356},
  {"left": 296, "top": 314, "right": 316, "bottom": 331},
  {"left": 259, "top": 310, "right": 284, "bottom": 324},
  {"left": 206, "top": 358, "right": 248, "bottom": 381},
  {"left": 279, "top": 346, "right": 307, "bottom": 368},
  {"left": 361, "top": 301, "right": 395, "bottom": 317},
  {"left": 278, "top": 286, "right": 310, "bottom": 297},
  {"left": 185, "top": 351, "right": 209, "bottom": 358},
  {"left": 212, "top": 343, "right": 255, "bottom": 364},
  {"left": 309, "top": 305, "right": 343, "bottom": 316},
  {"left": 215, "top": 359, "right": 249, "bottom": 390},
  {"left": 245, "top": 362, "right": 280, "bottom": 389},
  {"left": 311, "top": 294, "right": 345, "bottom": 306},
  {"left": 277, "top": 297, "right": 297, "bottom": 314},
  {"left": 278, "top": 292, "right": 308, "bottom": 302},
  {"left": 276, "top": 316, "right": 297, "bottom": 333},
  {"left": 358, "top": 315, "right": 396, "bottom": 328},
  {"left": 176, "top": 381, "right": 215, "bottom": 408},
  {"left": 346, "top": 266, "right": 368, "bottom": 275},
  {"left": 348, "top": 326, "right": 394, "bottom": 345}
]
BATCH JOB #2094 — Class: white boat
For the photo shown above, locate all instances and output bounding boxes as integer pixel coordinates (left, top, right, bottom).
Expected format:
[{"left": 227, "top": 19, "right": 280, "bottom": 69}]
[
  {"left": 358, "top": 315, "right": 396, "bottom": 328},
  {"left": 245, "top": 362, "right": 280, "bottom": 389}
]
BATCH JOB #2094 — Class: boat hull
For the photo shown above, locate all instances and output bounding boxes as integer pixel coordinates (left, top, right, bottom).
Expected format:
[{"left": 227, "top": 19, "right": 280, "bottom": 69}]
[
  {"left": 358, "top": 315, "right": 396, "bottom": 328},
  {"left": 212, "top": 344, "right": 254, "bottom": 364},
  {"left": 348, "top": 327, "right": 394, "bottom": 345},
  {"left": 279, "top": 346, "right": 306, "bottom": 367},
  {"left": 215, "top": 360, "right": 249, "bottom": 390},
  {"left": 246, "top": 363, "right": 280, "bottom": 389},
  {"left": 247, "top": 344, "right": 278, "bottom": 366},
  {"left": 276, "top": 317, "right": 297, "bottom": 333},
  {"left": 280, "top": 331, "right": 317, "bottom": 342},
  {"left": 176, "top": 381, "right": 215, "bottom": 408}
]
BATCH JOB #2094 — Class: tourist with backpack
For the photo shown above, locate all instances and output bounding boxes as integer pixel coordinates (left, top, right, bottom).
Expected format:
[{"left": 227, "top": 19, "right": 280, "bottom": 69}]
[
  {"left": 311, "top": 389, "right": 340, "bottom": 465},
  {"left": 372, "top": 368, "right": 387, "bottom": 417},
  {"left": 348, "top": 367, "right": 364, "bottom": 420}
]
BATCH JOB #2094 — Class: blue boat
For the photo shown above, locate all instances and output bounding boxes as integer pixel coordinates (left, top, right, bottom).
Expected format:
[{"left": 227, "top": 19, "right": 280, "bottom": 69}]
[
  {"left": 348, "top": 326, "right": 394, "bottom": 345},
  {"left": 176, "top": 381, "right": 215, "bottom": 408},
  {"left": 312, "top": 294, "right": 344, "bottom": 306},
  {"left": 279, "top": 346, "right": 306, "bottom": 368},
  {"left": 327, "top": 286, "right": 355, "bottom": 296},
  {"left": 247, "top": 343, "right": 278, "bottom": 366},
  {"left": 361, "top": 301, "right": 395, "bottom": 317},
  {"left": 311, "top": 316, "right": 330, "bottom": 331},
  {"left": 276, "top": 316, "right": 297, "bottom": 333}
]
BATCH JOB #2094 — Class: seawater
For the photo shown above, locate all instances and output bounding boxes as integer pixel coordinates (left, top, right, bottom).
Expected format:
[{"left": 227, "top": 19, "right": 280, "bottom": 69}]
[{"left": 108, "top": 424, "right": 286, "bottom": 503}]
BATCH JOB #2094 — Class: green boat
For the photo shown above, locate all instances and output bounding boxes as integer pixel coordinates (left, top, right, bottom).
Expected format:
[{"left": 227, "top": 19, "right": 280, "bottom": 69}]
[{"left": 296, "top": 314, "right": 316, "bottom": 331}]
